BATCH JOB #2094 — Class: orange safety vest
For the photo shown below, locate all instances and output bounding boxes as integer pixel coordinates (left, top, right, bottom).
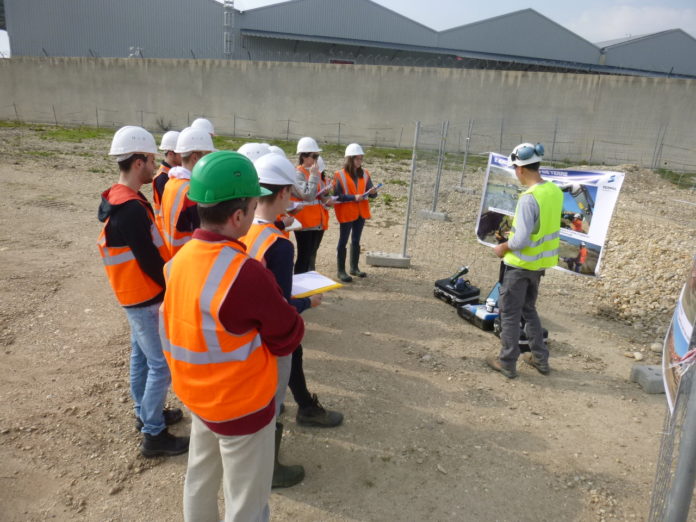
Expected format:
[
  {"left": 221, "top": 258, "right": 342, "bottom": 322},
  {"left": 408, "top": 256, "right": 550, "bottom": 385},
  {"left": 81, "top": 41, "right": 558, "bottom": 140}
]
[
  {"left": 97, "top": 185, "right": 171, "bottom": 307},
  {"left": 578, "top": 247, "right": 588, "bottom": 264},
  {"left": 160, "top": 239, "right": 277, "bottom": 422},
  {"left": 333, "top": 168, "right": 372, "bottom": 223},
  {"left": 292, "top": 166, "right": 327, "bottom": 230},
  {"left": 161, "top": 177, "right": 194, "bottom": 257},
  {"left": 240, "top": 222, "right": 287, "bottom": 263}
]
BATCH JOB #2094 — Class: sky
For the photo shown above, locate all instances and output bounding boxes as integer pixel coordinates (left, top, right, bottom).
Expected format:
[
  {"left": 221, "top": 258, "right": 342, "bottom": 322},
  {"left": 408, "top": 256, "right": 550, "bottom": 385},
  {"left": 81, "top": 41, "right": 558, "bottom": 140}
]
[{"left": 2, "top": 0, "right": 695, "bottom": 57}]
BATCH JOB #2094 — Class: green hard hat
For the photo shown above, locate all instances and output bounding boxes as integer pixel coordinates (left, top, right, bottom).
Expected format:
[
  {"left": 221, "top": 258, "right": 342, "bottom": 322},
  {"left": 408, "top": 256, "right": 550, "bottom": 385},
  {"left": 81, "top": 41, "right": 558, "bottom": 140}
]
[{"left": 189, "top": 151, "right": 272, "bottom": 204}]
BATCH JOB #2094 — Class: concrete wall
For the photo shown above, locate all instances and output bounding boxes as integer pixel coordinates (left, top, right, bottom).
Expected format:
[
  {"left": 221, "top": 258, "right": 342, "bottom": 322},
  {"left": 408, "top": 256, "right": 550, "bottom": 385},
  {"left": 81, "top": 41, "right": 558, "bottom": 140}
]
[{"left": 1, "top": 57, "right": 695, "bottom": 170}]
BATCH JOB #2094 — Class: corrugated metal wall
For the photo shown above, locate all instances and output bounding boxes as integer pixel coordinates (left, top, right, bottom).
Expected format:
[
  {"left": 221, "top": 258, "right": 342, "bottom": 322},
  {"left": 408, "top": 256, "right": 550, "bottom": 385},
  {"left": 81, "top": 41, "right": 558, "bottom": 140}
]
[
  {"left": 437, "top": 9, "right": 600, "bottom": 64},
  {"left": 238, "top": 0, "right": 438, "bottom": 48},
  {"left": 5, "top": 0, "right": 223, "bottom": 58},
  {"left": 602, "top": 31, "right": 696, "bottom": 76}
]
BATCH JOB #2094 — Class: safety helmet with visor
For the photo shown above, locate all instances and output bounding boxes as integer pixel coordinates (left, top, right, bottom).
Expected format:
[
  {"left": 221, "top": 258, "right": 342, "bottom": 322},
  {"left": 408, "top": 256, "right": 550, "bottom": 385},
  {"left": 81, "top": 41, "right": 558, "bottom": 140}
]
[{"left": 509, "top": 142, "right": 544, "bottom": 167}]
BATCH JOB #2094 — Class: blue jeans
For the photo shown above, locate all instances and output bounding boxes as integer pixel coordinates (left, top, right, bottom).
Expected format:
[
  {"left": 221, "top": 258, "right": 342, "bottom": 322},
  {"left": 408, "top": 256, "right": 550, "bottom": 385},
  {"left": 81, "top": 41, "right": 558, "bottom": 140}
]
[
  {"left": 337, "top": 218, "right": 365, "bottom": 250},
  {"left": 124, "top": 302, "right": 170, "bottom": 435}
]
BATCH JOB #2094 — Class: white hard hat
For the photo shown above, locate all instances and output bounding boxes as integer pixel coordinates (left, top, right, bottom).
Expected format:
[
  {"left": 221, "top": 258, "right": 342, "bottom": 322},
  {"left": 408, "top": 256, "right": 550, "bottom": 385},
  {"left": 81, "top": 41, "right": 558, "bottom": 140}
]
[
  {"left": 574, "top": 213, "right": 581, "bottom": 219},
  {"left": 317, "top": 155, "right": 325, "bottom": 172},
  {"left": 254, "top": 153, "right": 298, "bottom": 187},
  {"left": 296, "top": 136, "right": 322, "bottom": 154},
  {"left": 510, "top": 142, "right": 544, "bottom": 167},
  {"left": 109, "top": 126, "right": 157, "bottom": 160},
  {"left": 268, "top": 145, "right": 287, "bottom": 158},
  {"left": 344, "top": 143, "right": 364, "bottom": 157},
  {"left": 191, "top": 117, "right": 215, "bottom": 136},
  {"left": 237, "top": 142, "right": 271, "bottom": 162},
  {"left": 174, "top": 127, "right": 216, "bottom": 154},
  {"left": 159, "top": 130, "right": 180, "bottom": 151}
]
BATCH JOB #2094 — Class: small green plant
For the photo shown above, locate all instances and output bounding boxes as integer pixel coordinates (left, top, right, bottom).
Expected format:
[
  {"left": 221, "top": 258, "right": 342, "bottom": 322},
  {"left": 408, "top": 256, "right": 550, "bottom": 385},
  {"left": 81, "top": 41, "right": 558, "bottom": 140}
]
[
  {"left": 40, "top": 126, "right": 112, "bottom": 143},
  {"left": 381, "top": 193, "right": 394, "bottom": 207},
  {"left": 387, "top": 179, "right": 408, "bottom": 186},
  {"left": 657, "top": 168, "right": 696, "bottom": 189}
]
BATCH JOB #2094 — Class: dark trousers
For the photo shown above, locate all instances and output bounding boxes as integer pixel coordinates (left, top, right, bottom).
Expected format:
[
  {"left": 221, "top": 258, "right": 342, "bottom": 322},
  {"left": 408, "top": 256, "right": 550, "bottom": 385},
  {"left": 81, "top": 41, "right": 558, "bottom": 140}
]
[
  {"left": 288, "top": 345, "right": 313, "bottom": 409},
  {"left": 337, "top": 218, "right": 365, "bottom": 250},
  {"left": 294, "top": 229, "right": 324, "bottom": 274},
  {"left": 498, "top": 268, "right": 548, "bottom": 370}
]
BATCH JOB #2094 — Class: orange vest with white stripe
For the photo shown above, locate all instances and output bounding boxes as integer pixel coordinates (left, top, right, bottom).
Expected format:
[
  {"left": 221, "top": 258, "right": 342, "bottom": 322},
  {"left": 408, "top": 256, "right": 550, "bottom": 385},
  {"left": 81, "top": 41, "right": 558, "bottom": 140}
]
[
  {"left": 97, "top": 187, "right": 170, "bottom": 307},
  {"left": 161, "top": 177, "right": 193, "bottom": 257},
  {"left": 240, "top": 222, "right": 287, "bottom": 263},
  {"left": 292, "top": 166, "right": 327, "bottom": 229},
  {"left": 160, "top": 239, "right": 277, "bottom": 422},
  {"left": 333, "top": 168, "right": 372, "bottom": 223}
]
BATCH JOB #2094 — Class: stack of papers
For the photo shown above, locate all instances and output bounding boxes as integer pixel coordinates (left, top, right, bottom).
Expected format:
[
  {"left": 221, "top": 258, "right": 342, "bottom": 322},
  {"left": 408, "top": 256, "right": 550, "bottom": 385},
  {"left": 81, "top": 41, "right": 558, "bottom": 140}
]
[{"left": 291, "top": 271, "right": 343, "bottom": 298}]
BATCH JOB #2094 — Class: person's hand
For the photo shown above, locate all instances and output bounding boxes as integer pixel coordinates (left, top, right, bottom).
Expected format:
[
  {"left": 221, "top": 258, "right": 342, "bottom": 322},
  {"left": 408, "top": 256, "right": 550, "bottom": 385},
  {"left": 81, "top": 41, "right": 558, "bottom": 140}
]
[
  {"left": 368, "top": 187, "right": 377, "bottom": 195},
  {"left": 309, "top": 163, "right": 320, "bottom": 177},
  {"left": 355, "top": 194, "right": 363, "bottom": 202},
  {"left": 493, "top": 242, "right": 508, "bottom": 258},
  {"left": 309, "top": 294, "right": 323, "bottom": 307},
  {"left": 281, "top": 215, "right": 295, "bottom": 227},
  {"left": 323, "top": 197, "right": 335, "bottom": 207}
]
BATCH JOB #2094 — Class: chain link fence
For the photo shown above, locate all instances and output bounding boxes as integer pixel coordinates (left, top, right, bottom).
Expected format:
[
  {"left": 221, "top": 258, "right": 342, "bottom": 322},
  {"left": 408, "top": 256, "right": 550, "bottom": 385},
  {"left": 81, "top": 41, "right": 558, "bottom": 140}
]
[{"left": 3, "top": 101, "right": 696, "bottom": 173}]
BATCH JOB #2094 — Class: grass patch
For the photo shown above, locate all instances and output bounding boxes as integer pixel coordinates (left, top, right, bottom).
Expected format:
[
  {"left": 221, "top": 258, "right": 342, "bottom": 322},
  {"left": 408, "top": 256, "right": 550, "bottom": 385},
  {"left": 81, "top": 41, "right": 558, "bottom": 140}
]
[
  {"left": 387, "top": 179, "right": 408, "bottom": 186},
  {"left": 40, "top": 126, "right": 113, "bottom": 143},
  {"left": 23, "top": 149, "right": 58, "bottom": 158},
  {"left": 657, "top": 168, "right": 696, "bottom": 189}
]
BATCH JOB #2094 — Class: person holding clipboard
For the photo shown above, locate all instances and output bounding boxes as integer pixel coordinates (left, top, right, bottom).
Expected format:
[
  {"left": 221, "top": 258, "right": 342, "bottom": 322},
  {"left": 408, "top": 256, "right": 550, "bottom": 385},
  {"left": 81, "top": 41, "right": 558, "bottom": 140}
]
[
  {"left": 292, "top": 137, "right": 334, "bottom": 274},
  {"left": 333, "top": 143, "right": 379, "bottom": 282}
]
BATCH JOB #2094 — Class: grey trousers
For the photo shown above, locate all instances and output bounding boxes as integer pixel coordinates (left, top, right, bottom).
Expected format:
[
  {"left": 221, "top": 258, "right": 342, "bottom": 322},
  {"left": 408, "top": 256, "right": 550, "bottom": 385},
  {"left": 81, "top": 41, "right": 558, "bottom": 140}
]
[{"left": 498, "top": 267, "right": 549, "bottom": 370}]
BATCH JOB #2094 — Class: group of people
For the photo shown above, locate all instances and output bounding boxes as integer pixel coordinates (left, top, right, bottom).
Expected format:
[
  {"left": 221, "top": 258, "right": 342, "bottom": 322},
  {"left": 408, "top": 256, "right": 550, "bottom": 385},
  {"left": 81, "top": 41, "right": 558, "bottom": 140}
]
[{"left": 97, "top": 118, "right": 379, "bottom": 521}]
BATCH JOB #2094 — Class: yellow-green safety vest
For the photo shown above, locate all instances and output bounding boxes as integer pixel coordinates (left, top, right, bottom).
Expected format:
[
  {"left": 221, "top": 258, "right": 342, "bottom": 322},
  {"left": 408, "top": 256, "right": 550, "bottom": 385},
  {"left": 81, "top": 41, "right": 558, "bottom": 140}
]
[{"left": 504, "top": 181, "right": 563, "bottom": 271}]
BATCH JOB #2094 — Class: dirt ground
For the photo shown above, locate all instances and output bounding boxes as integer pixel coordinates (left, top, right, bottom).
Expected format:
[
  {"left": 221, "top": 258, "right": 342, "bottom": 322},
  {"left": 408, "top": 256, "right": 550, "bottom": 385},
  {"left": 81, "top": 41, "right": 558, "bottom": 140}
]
[{"left": 1, "top": 125, "right": 695, "bottom": 521}]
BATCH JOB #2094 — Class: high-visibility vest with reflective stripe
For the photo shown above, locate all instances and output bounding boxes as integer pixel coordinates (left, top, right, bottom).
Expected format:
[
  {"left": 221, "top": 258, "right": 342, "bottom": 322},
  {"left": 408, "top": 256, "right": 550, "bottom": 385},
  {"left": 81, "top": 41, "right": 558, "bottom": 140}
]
[
  {"left": 160, "top": 239, "right": 277, "bottom": 423},
  {"left": 291, "top": 166, "right": 326, "bottom": 229},
  {"left": 504, "top": 181, "right": 563, "bottom": 271},
  {"left": 161, "top": 178, "right": 193, "bottom": 257},
  {"left": 240, "top": 222, "right": 286, "bottom": 263},
  {"left": 97, "top": 199, "right": 170, "bottom": 307},
  {"left": 333, "top": 168, "right": 372, "bottom": 223}
]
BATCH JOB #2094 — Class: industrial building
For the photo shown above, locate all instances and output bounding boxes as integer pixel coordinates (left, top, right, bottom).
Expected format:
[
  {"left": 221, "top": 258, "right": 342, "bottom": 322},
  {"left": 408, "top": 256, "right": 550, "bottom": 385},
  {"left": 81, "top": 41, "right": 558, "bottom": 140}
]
[{"left": 4, "top": 0, "right": 696, "bottom": 78}]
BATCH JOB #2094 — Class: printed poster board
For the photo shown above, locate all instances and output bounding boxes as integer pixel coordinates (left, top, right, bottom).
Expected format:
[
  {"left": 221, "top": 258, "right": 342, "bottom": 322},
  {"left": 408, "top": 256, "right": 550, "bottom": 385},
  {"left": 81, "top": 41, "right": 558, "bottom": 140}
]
[{"left": 475, "top": 153, "right": 624, "bottom": 277}]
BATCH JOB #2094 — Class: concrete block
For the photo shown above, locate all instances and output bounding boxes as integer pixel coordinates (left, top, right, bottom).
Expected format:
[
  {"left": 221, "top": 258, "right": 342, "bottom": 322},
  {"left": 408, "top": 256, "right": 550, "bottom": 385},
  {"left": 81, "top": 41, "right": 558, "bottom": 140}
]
[
  {"left": 630, "top": 365, "right": 664, "bottom": 394},
  {"left": 365, "top": 251, "right": 411, "bottom": 268},
  {"left": 419, "top": 210, "right": 449, "bottom": 221}
]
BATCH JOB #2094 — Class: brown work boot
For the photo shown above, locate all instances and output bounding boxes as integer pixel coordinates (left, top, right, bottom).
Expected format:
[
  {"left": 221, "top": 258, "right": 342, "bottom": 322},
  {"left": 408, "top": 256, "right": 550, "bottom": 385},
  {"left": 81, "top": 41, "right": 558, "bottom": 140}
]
[
  {"left": 522, "top": 353, "right": 550, "bottom": 375},
  {"left": 485, "top": 354, "right": 517, "bottom": 379}
]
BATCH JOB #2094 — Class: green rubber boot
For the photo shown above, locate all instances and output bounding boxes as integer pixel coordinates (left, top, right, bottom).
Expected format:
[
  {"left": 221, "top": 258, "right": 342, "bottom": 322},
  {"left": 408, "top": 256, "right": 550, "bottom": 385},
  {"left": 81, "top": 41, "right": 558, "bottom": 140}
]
[
  {"left": 349, "top": 244, "right": 367, "bottom": 277},
  {"left": 337, "top": 247, "right": 352, "bottom": 283}
]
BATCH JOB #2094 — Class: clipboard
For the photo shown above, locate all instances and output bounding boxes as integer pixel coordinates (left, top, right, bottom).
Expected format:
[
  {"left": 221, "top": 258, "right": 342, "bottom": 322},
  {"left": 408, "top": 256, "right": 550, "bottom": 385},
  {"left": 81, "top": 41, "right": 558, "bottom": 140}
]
[{"left": 291, "top": 271, "right": 343, "bottom": 298}]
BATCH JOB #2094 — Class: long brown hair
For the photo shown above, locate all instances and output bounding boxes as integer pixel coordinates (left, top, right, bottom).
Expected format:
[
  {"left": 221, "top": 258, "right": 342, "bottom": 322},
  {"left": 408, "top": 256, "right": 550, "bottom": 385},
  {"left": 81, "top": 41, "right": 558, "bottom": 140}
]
[{"left": 343, "top": 156, "right": 364, "bottom": 178}]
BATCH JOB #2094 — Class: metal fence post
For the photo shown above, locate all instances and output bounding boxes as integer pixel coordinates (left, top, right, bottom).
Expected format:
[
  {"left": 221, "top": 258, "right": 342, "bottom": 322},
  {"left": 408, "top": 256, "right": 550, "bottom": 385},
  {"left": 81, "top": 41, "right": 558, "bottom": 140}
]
[
  {"left": 458, "top": 118, "right": 473, "bottom": 189},
  {"left": 431, "top": 120, "right": 449, "bottom": 212},
  {"left": 665, "top": 371, "right": 696, "bottom": 521},
  {"left": 401, "top": 121, "right": 420, "bottom": 258}
]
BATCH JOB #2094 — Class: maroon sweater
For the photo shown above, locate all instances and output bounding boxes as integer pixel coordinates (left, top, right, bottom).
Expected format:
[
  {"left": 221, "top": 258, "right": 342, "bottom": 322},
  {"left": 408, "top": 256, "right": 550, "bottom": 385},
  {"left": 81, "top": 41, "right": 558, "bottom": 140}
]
[{"left": 192, "top": 229, "right": 304, "bottom": 435}]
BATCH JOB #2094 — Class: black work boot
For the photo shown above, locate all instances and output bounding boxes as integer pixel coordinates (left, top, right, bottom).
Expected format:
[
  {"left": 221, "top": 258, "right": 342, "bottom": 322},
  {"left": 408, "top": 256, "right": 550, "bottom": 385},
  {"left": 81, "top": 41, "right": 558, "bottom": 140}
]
[
  {"left": 349, "top": 244, "right": 367, "bottom": 278},
  {"left": 135, "top": 407, "right": 184, "bottom": 432},
  {"left": 296, "top": 394, "right": 344, "bottom": 428},
  {"left": 272, "top": 423, "right": 305, "bottom": 488},
  {"left": 337, "top": 247, "right": 352, "bottom": 283},
  {"left": 140, "top": 429, "right": 189, "bottom": 458}
]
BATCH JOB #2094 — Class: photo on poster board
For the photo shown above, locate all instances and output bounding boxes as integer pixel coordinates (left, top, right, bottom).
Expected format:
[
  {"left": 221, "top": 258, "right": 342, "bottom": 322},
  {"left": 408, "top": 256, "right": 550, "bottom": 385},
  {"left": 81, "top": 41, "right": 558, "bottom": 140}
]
[
  {"left": 663, "top": 256, "right": 696, "bottom": 412},
  {"left": 475, "top": 153, "right": 624, "bottom": 277}
]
